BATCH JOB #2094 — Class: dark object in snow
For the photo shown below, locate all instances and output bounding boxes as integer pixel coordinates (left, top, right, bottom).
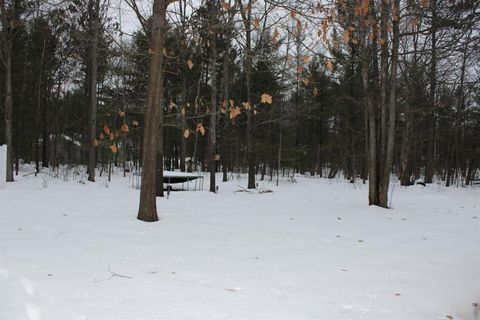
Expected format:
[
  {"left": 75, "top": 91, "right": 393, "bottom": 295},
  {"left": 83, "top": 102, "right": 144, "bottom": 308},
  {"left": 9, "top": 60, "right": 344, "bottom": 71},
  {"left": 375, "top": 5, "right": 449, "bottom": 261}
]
[
  {"left": 416, "top": 181, "right": 426, "bottom": 187},
  {"left": 258, "top": 189, "right": 273, "bottom": 194},
  {"left": 288, "top": 176, "right": 297, "bottom": 183},
  {"left": 132, "top": 171, "right": 204, "bottom": 191}
]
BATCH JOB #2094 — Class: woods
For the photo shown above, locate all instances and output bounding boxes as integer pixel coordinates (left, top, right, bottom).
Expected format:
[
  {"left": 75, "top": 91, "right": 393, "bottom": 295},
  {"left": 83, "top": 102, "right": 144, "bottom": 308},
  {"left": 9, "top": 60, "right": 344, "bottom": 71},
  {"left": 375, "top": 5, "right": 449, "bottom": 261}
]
[
  {"left": 1, "top": 1, "right": 480, "bottom": 318},
  {"left": 0, "top": 0, "right": 479, "bottom": 215}
]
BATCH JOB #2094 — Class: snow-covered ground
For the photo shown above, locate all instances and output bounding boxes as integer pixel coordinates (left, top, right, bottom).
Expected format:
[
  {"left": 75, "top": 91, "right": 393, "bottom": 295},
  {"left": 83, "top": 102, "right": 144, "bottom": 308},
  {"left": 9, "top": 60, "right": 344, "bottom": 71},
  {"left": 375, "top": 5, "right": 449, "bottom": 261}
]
[{"left": 1, "top": 169, "right": 479, "bottom": 320}]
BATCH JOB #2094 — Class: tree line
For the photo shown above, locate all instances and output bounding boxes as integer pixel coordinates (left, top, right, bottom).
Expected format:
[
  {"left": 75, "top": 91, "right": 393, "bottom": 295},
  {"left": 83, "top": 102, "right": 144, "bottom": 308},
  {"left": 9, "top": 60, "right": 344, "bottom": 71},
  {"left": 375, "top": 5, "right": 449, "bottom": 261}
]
[{"left": 0, "top": 0, "right": 478, "bottom": 221}]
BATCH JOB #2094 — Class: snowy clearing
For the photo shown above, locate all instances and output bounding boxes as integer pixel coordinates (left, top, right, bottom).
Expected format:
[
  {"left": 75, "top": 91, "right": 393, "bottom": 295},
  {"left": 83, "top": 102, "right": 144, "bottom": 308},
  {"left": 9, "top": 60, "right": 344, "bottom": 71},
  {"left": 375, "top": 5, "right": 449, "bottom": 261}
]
[{"left": 1, "top": 171, "right": 479, "bottom": 320}]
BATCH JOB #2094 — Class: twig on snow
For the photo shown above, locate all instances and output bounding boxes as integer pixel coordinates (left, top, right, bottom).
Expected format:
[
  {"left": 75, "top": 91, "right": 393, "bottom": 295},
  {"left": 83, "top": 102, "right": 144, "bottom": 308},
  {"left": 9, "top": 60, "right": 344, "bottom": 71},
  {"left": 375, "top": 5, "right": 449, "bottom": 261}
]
[{"left": 94, "top": 265, "right": 133, "bottom": 282}]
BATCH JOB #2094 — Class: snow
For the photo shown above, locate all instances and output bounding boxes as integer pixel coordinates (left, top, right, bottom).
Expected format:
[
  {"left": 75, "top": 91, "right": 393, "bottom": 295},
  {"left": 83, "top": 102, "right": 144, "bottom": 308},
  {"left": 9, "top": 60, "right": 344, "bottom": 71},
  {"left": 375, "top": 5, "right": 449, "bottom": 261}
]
[{"left": 0, "top": 170, "right": 479, "bottom": 320}]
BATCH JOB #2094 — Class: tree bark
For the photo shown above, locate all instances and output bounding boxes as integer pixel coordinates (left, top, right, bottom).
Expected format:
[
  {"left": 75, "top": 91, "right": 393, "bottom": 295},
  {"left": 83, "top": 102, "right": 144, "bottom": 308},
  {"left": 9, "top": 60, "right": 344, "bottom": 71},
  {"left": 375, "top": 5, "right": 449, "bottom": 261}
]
[
  {"left": 379, "top": 0, "right": 400, "bottom": 208},
  {"left": 180, "top": 79, "right": 187, "bottom": 172},
  {"left": 3, "top": 45, "right": 14, "bottom": 182},
  {"left": 137, "top": 0, "right": 174, "bottom": 222},
  {"left": 237, "top": 0, "right": 255, "bottom": 189},
  {"left": 35, "top": 36, "right": 47, "bottom": 173},
  {"left": 359, "top": 14, "right": 378, "bottom": 206},
  {"left": 87, "top": 0, "right": 100, "bottom": 182},
  {"left": 425, "top": 0, "right": 437, "bottom": 184},
  {"left": 208, "top": 1, "right": 218, "bottom": 193}
]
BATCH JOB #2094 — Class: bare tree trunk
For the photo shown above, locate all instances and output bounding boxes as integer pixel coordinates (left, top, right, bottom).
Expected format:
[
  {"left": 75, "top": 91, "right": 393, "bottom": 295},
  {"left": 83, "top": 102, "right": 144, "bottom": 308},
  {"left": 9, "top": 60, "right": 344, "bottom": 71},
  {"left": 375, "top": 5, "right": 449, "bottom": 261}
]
[
  {"left": 448, "top": 30, "right": 470, "bottom": 187},
  {"left": 179, "top": 0, "right": 188, "bottom": 173},
  {"left": 379, "top": 0, "right": 388, "bottom": 177},
  {"left": 237, "top": 0, "right": 255, "bottom": 189},
  {"left": 221, "top": 44, "right": 231, "bottom": 183},
  {"left": 379, "top": 0, "right": 400, "bottom": 208},
  {"left": 87, "top": 0, "right": 100, "bottom": 182},
  {"left": 425, "top": 0, "right": 437, "bottom": 184},
  {"left": 3, "top": 45, "right": 13, "bottom": 182},
  {"left": 155, "top": 118, "right": 164, "bottom": 197},
  {"left": 465, "top": 158, "right": 475, "bottom": 186},
  {"left": 138, "top": 0, "right": 175, "bottom": 222},
  {"left": 208, "top": 1, "right": 218, "bottom": 193},
  {"left": 35, "top": 37, "right": 47, "bottom": 173},
  {"left": 360, "top": 18, "right": 378, "bottom": 206},
  {"left": 180, "top": 79, "right": 187, "bottom": 172},
  {"left": 400, "top": 102, "right": 412, "bottom": 186}
]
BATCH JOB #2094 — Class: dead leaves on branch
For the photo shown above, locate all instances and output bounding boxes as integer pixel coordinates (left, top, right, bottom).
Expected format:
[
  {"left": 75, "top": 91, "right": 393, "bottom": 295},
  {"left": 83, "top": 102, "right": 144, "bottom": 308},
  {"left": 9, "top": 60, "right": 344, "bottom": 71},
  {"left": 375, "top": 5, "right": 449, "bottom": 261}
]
[
  {"left": 196, "top": 123, "right": 206, "bottom": 136},
  {"left": 261, "top": 93, "right": 273, "bottom": 105},
  {"left": 97, "top": 119, "right": 139, "bottom": 153},
  {"left": 181, "top": 93, "right": 275, "bottom": 139},
  {"left": 229, "top": 106, "right": 241, "bottom": 119},
  {"left": 242, "top": 101, "right": 252, "bottom": 110},
  {"left": 120, "top": 123, "right": 129, "bottom": 133},
  {"left": 220, "top": 100, "right": 228, "bottom": 113},
  {"left": 326, "top": 59, "right": 334, "bottom": 72},
  {"left": 222, "top": 2, "right": 231, "bottom": 10}
]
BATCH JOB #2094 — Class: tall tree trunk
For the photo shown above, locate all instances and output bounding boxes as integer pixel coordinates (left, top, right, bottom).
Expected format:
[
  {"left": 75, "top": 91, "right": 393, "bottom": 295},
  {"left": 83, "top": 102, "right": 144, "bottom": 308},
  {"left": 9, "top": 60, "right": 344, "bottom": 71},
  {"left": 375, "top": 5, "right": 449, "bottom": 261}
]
[
  {"left": 379, "top": 0, "right": 389, "bottom": 177},
  {"left": 208, "top": 1, "right": 218, "bottom": 193},
  {"left": 35, "top": 37, "right": 47, "bottom": 173},
  {"left": 360, "top": 15, "right": 378, "bottom": 205},
  {"left": 155, "top": 75, "right": 165, "bottom": 197},
  {"left": 138, "top": 0, "right": 174, "bottom": 222},
  {"left": 237, "top": 0, "right": 255, "bottom": 189},
  {"left": 3, "top": 43, "right": 13, "bottom": 182},
  {"left": 379, "top": 0, "right": 400, "bottom": 207},
  {"left": 425, "top": 0, "right": 437, "bottom": 184},
  {"left": 221, "top": 45, "right": 231, "bottom": 183},
  {"left": 180, "top": 79, "right": 187, "bottom": 172},
  {"left": 87, "top": 0, "right": 100, "bottom": 182},
  {"left": 400, "top": 101, "right": 412, "bottom": 186},
  {"left": 179, "top": 0, "right": 188, "bottom": 173}
]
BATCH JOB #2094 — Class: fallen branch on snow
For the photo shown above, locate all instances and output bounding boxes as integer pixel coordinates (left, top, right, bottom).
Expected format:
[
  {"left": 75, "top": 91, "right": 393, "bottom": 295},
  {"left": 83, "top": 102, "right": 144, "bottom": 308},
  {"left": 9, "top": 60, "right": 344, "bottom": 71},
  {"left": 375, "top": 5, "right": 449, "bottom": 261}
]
[{"left": 94, "top": 265, "right": 132, "bottom": 282}]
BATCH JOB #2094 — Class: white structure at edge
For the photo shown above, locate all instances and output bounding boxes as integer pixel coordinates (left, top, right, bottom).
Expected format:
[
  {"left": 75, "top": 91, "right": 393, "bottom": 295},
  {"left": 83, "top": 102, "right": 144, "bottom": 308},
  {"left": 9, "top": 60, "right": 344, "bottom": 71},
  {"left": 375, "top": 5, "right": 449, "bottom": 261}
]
[{"left": 0, "top": 145, "right": 6, "bottom": 188}]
